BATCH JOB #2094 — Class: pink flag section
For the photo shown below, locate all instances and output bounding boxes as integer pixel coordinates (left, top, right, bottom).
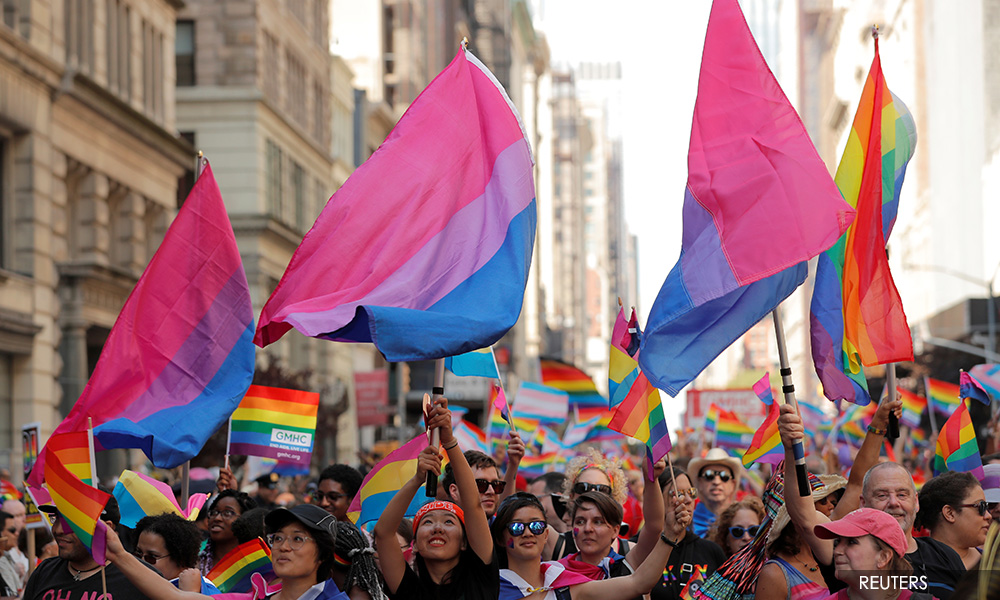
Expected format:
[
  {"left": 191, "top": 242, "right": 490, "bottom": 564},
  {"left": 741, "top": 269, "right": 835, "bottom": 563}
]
[{"left": 513, "top": 382, "right": 569, "bottom": 424}]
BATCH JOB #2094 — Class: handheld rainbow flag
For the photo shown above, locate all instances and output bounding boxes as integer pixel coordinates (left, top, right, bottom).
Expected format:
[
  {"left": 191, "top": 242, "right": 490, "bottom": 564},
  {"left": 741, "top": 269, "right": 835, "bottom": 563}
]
[
  {"left": 44, "top": 432, "right": 111, "bottom": 562},
  {"left": 445, "top": 347, "right": 500, "bottom": 379},
  {"left": 703, "top": 403, "right": 721, "bottom": 436},
  {"left": 540, "top": 358, "right": 607, "bottom": 419},
  {"left": 255, "top": 45, "right": 536, "bottom": 362},
  {"left": 809, "top": 30, "right": 916, "bottom": 405},
  {"left": 347, "top": 434, "right": 434, "bottom": 525},
  {"left": 518, "top": 452, "right": 567, "bottom": 478},
  {"left": 45, "top": 431, "right": 94, "bottom": 486},
  {"left": 29, "top": 165, "right": 255, "bottom": 487},
  {"left": 927, "top": 378, "right": 961, "bottom": 415},
  {"left": 113, "top": 470, "right": 208, "bottom": 528},
  {"left": 752, "top": 373, "right": 773, "bottom": 405},
  {"left": 713, "top": 409, "right": 754, "bottom": 450},
  {"left": 898, "top": 388, "right": 927, "bottom": 429},
  {"left": 207, "top": 538, "right": 273, "bottom": 593},
  {"left": 228, "top": 386, "right": 320, "bottom": 466},
  {"left": 743, "top": 387, "right": 782, "bottom": 466},
  {"left": 638, "top": 0, "right": 854, "bottom": 396},
  {"left": 609, "top": 307, "right": 641, "bottom": 407},
  {"left": 959, "top": 370, "right": 992, "bottom": 405},
  {"left": 934, "top": 400, "right": 984, "bottom": 478}
]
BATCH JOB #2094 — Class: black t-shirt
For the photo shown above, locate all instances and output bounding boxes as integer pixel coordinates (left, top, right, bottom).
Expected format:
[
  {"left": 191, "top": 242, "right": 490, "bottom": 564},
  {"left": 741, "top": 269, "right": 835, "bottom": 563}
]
[
  {"left": 907, "top": 537, "right": 964, "bottom": 600},
  {"left": 649, "top": 531, "right": 726, "bottom": 600},
  {"left": 22, "top": 557, "right": 151, "bottom": 600},
  {"left": 388, "top": 547, "right": 499, "bottom": 600}
]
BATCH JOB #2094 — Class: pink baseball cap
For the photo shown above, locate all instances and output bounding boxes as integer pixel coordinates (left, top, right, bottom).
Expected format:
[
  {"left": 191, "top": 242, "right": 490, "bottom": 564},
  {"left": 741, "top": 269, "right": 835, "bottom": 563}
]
[{"left": 814, "top": 507, "right": 907, "bottom": 557}]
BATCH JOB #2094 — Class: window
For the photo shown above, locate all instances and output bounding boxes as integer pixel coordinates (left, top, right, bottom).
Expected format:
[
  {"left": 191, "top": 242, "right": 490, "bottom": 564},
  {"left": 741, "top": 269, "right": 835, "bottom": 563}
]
[
  {"left": 0, "top": 354, "right": 11, "bottom": 470},
  {"left": 285, "top": 52, "right": 307, "bottom": 128},
  {"left": 142, "top": 20, "right": 164, "bottom": 120},
  {"left": 291, "top": 162, "right": 305, "bottom": 230},
  {"left": 106, "top": 0, "right": 130, "bottom": 99},
  {"left": 265, "top": 140, "right": 284, "bottom": 221},
  {"left": 65, "top": 0, "right": 95, "bottom": 74},
  {"left": 313, "top": 82, "right": 327, "bottom": 148},
  {"left": 262, "top": 32, "right": 280, "bottom": 105},
  {"left": 175, "top": 19, "right": 195, "bottom": 87}
]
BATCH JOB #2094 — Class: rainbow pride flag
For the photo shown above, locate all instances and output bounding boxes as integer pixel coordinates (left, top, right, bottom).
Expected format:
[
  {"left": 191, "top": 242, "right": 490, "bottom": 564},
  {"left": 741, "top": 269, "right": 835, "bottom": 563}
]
[
  {"left": 229, "top": 386, "right": 320, "bottom": 466},
  {"left": 927, "top": 378, "right": 961, "bottom": 415},
  {"left": 638, "top": 0, "right": 854, "bottom": 397},
  {"left": 445, "top": 347, "right": 500, "bottom": 379},
  {"left": 518, "top": 452, "right": 567, "bottom": 478},
  {"left": 29, "top": 165, "right": 255, "bottom": 487},
  {"left": 207, "top": 538, "right": 273, "bottom": 593},
  {"left": 704, "top": 403, "right": 721, "bottom": 436},
  {"left": 752, "top": 372, "right": 774, "bottom": 405},
  {"left": 255, "top": 47, "right": 536, "bottom": 362},
  {"left": 810, "top": 35, "right": 916, "bottom": 406},
  {"left": 898, "top": 388, "right": 927, "bottom": 428},
  {"left": 743, "top": 391, "right": 782, "bottom": 467},
  {"left": 347, "top": 434, "right": 434, "bottom": 525},
  {"left": 113, "top": 470, "right": 208, "bottom": 528},
  {"left": 44, "top": 432, "right": 111, "bottom": 562},
  {"left": 609, "top": 308, "right": 642, "bottom": 408},
  {"left": 46, "top": 431, "right": 93, "bottom": 486},
  {"left": 959, "top": 370, "right": 992, "bottom": 405},
  {"left": 714, "top": 409, "right": 754, "bottom": 450},
  {"left": 540, "top": 358, "right": 607, "bottom": 418},
  {"left": 934, "top": 400, "right": 984, "bottom": 478}
]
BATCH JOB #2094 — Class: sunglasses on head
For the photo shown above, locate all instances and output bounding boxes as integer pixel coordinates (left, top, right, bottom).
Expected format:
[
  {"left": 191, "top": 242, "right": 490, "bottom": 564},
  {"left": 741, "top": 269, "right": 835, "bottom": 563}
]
[
  {"left": 729, "top": 525, "right": 760, "bottom": 539},
  {"left": 476, "top": 479, "right": 506, "bottom": 494},
  {"left": 507, "top": 520, "right": 547, "bottom": 537},
  {"left": 699, "top": 469, "right": 732, "bottom": 483},
  {"left": 955, "top": 500, "right": 990, "bottom": 517},
  {"left": 573, "top": 482, "right": 612, "bottom": 496}
]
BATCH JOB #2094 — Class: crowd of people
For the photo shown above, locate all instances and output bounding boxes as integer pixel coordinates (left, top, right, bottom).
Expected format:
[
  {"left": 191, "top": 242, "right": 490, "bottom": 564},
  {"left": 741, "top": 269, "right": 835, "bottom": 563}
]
[{"left": 1, "top": 395, "right": 999, "bottom": 600}]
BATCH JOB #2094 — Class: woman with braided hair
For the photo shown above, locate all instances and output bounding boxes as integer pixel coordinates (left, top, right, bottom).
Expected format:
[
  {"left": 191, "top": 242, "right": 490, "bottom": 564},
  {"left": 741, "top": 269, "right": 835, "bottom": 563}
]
[{"left": 332, "top": 520, "right": 387, "bottom": 600}]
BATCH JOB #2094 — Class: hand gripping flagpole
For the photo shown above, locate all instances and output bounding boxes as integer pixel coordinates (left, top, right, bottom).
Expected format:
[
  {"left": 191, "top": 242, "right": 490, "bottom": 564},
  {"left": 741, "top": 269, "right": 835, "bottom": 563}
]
[
  {"left": 771, "top": 307, "right": 811, "bottom": 497},
  {"left": 426, "top": 358, "right": 446, "bottom": 496}
]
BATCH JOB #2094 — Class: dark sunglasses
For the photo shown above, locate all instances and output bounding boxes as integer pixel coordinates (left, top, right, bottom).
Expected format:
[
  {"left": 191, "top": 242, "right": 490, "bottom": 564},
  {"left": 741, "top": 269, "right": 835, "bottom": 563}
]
[
  {"left": 507, "top": 520, "right": 547, "bottom": 537},
  {"left": 476, "top": 479, "right": 506, "bottom": 494},
  {"left": 729, "top": 525, "right": 760, "bottom": 539},
  {"left": 132, "top": 550, "right": 169, "bottom": 565},
  {"left": 955, "top": 500, "right": 990, "bottom": 517},
  {"left": 699, "top": 469, "right": 732, "bottom": 483},
  {"left": 573, "top": 482, "right": 612, "bottom": 496}
]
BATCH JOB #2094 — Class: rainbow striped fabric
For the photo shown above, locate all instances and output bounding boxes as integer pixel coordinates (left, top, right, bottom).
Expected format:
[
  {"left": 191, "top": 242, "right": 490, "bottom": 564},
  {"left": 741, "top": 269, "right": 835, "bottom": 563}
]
[
  {"left": 959, "top": 370, "right": 992, "bottom": 405},
  {"left": 898, "top": 388, "right": 927, "bottom": 428},
  {"left": 934, "top": 400, "right": 984, "bottom": 478},
  {"left": 113, "top": 470, "right": 208, "bottom": 528},
  {"left": 255, "top": 48, "right": 536, "bottom": 362},
  {"left": 540, "top": 358, "right": 607, "bottom": 419},
  {"left": 752, "top": 373, "right": 773, "bottom": 405},
  {"left": 743, "top": 394, "right": 782, "bottom": 466},
  {"left": 44, "top": 432, "right": 111, "bottom": 562},
  {"left": 809, "top": 36, "right": 917, "bottom": 406},
  {"left": 347, "top": 434, "right": 433, "bottom": 525},
  {"left": 927, "top": 378, "right": 961, "bottom": 415},
  {"left": 609, "top": 308, "right": 642, "bottom": 408},
  {"left": 445, "top": 347, "right": 499, "bottom": 379},
  {"left": 518, "top": 452, "right": 567, "bottom": 478},
  {"left": 714, "top": 409, "right": 754, "bottom": 450},
  {"left": 704, "top": 403, "right": 720, "bottom": 436},
  {"left": 47, "top": 431, "right": 93, "bottom": 485},
  {"left": 487, "top": 385, "right": 510, "bottom": 449},
  {"left": 207, "top": 538, "right": 273, "bottom": 593},
  {"left": 229, "top": 386, "right": 320, "bottom": 466},
  {"left": 29, "top": 165, "right": 255, "bottom": 487}
]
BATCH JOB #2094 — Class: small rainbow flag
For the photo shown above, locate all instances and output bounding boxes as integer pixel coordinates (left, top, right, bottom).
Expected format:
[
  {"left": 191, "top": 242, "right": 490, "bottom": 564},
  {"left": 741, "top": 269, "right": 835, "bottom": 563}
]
[
  {"left": 46, "top": 431, "right": 94, "bottom": 485},
  {"left": 207, "top": 538, "right": 273, "bottom": 593},
  {"left": 959, "top": 370, "right": 992, "bottom": 405},
  {"left": 347, "top": 434, "right": 433, "bottom": 525},
  {"left": 518, "top": 452, "right": 567, "bottom": 478},
  {"left": 713, "top": 409, "right": 754, "bottom": 450},
  {"left": 44, "top": 432, "right": 111, "bottom": 562},
  {"left": 704, "top": 403, "right": 720, "bottom": 435},
  {"left": 743, "top": 398, "right": 782, "bottom": 466},
  {"left": 934, "top": 400, "right": 984, "bottom": 478},
  {"left": 540, "top": 358, "right": 607, "bottom": 419},
  {"left": 445, "top": 347, "right": 500, "bottom": 379},
  {"left": 609, "top": 308, "right": 642, "bottom": 408},
  {"left": 228, "top": 385, "right": 320, "bottom": 466},
  {"left": 898, "top": 388, "right": 927, "bottom": 428},
  {"left": 752, "top": 372, "right": 773, "bottom": 405},
  {"left": 927, "top": 378, "right": 961, "bottom": 415}
]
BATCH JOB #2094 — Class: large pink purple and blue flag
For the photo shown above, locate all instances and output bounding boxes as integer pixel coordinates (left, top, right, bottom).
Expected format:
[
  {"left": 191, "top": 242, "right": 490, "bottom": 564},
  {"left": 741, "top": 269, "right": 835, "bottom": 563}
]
[
  {"left": 29, "top": 165, "right": 254, "bottom": 486},
  {"left": 638, "top": 0, "right": 855, "bottom": 395},
  {"left": 254, "top": 46, "right": 536, "bottom": 361}
]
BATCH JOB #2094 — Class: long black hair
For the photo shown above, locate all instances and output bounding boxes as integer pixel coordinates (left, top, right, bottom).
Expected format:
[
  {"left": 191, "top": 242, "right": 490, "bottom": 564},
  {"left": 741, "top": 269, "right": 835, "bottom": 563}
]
[{"left": 490, "top": 492, "right": 546, "bottom": 569}]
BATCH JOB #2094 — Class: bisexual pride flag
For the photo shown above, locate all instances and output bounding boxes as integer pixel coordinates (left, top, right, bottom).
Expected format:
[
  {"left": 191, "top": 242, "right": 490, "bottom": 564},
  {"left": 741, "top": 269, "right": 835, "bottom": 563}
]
[
  {"left": 255, "top": 45, "right": 536, "bottom": 362},
  {"left": 29, "top": 164, "right": 254, "bottom": 486}
]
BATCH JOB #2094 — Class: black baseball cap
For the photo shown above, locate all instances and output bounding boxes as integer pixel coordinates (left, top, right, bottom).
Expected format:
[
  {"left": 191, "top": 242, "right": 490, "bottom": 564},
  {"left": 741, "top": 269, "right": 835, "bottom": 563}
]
[
  {"left": 39, "top": 495, "right": 121, "bottom": 526},
  {"left": 264, "top": 504, "right": 337, "bottom": 539},
  {"left": 255, "top": 473, "right": 280, "bottom": 489}
]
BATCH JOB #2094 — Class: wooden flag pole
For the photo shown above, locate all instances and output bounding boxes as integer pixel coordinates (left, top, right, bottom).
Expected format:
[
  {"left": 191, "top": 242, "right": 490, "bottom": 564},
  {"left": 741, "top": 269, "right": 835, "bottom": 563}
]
[
  {"left": 771, "top": 307, "right": 812, "bottom": 497},
  {"left": 426, "top": 358, "right": 446, "bottom": 496},
  {"left": 86, "top": 417, "right": 98, "bottom": 486}
]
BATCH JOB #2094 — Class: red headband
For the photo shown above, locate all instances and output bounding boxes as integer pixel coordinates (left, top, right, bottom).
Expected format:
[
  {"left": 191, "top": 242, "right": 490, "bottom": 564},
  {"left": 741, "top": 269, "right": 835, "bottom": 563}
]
[{"left": 413, "top": 501, "right": 465, "bottom": 535}]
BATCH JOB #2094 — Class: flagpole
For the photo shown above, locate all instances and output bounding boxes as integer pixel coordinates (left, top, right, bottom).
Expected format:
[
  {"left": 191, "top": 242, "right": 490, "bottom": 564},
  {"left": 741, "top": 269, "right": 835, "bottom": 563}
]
[
  {"left": 925, "top": 375, "right": 939, "bottom": 437},
  {"left": 885, "top": 363, "right": 900, "bottom": 440},
  {"left": 86, "top": 417, "right": 98, "bottom": 486},
  {"left": 427, "top": 358, "right": 445, "bottom": 496},
  {"left": 225, "top": 416, "right": 232, "bottom": 471},
  {"left": 489, "top": 347, "right": 517, "bottom": 437},
  {"left": 771, "top": 307, "right": 811, "bottom": 497}
]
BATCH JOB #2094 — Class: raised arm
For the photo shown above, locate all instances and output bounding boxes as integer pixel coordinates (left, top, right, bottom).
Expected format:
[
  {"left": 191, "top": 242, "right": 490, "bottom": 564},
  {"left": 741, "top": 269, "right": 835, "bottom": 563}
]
[
  {"left": 500, "top": 431, "right": 525, "bottom": 504},
  {"left": 777, "top": 404, "right": 832, "bottom": 564},
  {"left": 105, "top": 527, "right": 208, "bottom": 600},
  {"left": 831, "top": 396, "right": 902, "bottom": 519},
  {"left": 373, "top": 445, "right": 442, "bottom": 593},
  {"left": 623, "top": 458, "right": 666, "bottom": 568}
]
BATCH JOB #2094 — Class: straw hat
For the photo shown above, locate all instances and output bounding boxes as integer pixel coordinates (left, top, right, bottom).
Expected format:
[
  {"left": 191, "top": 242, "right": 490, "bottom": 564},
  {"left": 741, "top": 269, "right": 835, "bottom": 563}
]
[
  {"left": 766, "top": 473, "right": 847, "bottom": 547},
  {"left": 688, "top": 448, "right": 744, "bottom": 483}
]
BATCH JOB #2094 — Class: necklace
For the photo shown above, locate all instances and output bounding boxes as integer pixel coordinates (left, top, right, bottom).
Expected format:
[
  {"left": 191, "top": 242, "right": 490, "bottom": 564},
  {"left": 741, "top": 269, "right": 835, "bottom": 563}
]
[
  {"left": 69, "top": 563, "right": 104, "bottom": 581},
  {"left": 794, "top": 555, "right": 818, "bottom": 572}
]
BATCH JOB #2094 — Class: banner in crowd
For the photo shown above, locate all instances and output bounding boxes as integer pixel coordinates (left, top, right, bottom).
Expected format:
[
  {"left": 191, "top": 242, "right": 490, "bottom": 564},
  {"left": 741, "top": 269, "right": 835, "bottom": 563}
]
[{"left": 228, "top": 385, "right": 320, "bottom": 466}]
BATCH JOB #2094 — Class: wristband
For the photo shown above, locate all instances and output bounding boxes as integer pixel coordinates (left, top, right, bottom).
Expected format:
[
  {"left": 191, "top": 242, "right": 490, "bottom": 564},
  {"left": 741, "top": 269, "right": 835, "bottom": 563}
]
[
  {"left": 443, "top": 440, "right": 459, "bottom": 450},
  {"left": 659, "top": 532, "right": 678, "bottom": 548},
  {"left": 866, "top": 424, "right": 886, "bottom": 436}
]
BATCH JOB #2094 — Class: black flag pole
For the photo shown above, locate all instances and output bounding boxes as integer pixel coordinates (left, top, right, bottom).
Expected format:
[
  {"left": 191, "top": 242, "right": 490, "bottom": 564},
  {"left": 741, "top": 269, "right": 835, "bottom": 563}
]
[{"left": 771, "top": 306, "right": 811, "bottom": 497}]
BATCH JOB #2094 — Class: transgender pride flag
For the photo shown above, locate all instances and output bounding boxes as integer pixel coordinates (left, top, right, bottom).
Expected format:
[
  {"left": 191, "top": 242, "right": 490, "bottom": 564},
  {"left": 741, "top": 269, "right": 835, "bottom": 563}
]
[
  {"left": 29, "top": 164, "right": 254, "bottom": 485},
  {"left": 255, "top": 46, "right": 536, "bottom": 361}
]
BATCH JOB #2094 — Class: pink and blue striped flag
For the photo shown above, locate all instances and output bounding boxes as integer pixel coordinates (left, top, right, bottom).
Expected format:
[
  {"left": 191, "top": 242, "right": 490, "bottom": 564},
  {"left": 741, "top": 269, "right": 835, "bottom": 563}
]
[
  {"left": 513, "top": 382, "right": 569, "bottom": 425},
  {"left": 254, "top": 47, "right": 536, "bottom": 361},
  {"left": 970, "top": 364, "right": 1000, "bottom": 399},
  {"left": 29, "top": 165, "right": 254, "bottom": 486},
  {"left": 959, "top": 370, "right": 992, "bottom": 405},
  {"left": 638, "top": 0, "right": 854, "bottom": 396},
  {"left": 753, "top": 372, "right": 774, "bottom": 405}
]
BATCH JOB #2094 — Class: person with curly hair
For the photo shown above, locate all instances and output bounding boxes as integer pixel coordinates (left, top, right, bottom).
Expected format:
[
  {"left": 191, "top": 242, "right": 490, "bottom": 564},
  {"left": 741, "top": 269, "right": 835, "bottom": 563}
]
[
  {"left": 916, "top": 471, "right": 992, "bottom": 570},
  {"left": 332, "top": 520, "right": 386, "bottom": 600},
  {"left": 198, "top": 489, "right": 257, "bottom": 576},
  {"left": 709, "top": 496, "right": 764, "bottom": 558},
  {"left": 135, "top": 513, "right": 220, "bottom": 594}
]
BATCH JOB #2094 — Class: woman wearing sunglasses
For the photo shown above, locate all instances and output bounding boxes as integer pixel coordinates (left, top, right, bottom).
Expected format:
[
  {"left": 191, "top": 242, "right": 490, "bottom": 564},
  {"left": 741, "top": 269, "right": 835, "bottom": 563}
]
[
  {"left": 709, "top": 496, "right": 764, "bottom": 558},
  {"left": 374, "top": 396, "right": 498, "bottom": 600},
  {"left": 135, "top": 513, "right": 220, "bottom": 594},
  {"left": 915, "top": 471, "right": 992, "bottom": 570},
  {"left": 492, "top": 493, "right": 687, "bottom": 600}
]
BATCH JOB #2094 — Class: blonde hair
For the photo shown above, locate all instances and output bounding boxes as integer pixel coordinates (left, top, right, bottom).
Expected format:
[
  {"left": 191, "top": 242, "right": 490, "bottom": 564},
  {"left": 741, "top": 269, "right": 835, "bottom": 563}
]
[{"left": 563, "top": 448, "right": 628, "bottom": 505}]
